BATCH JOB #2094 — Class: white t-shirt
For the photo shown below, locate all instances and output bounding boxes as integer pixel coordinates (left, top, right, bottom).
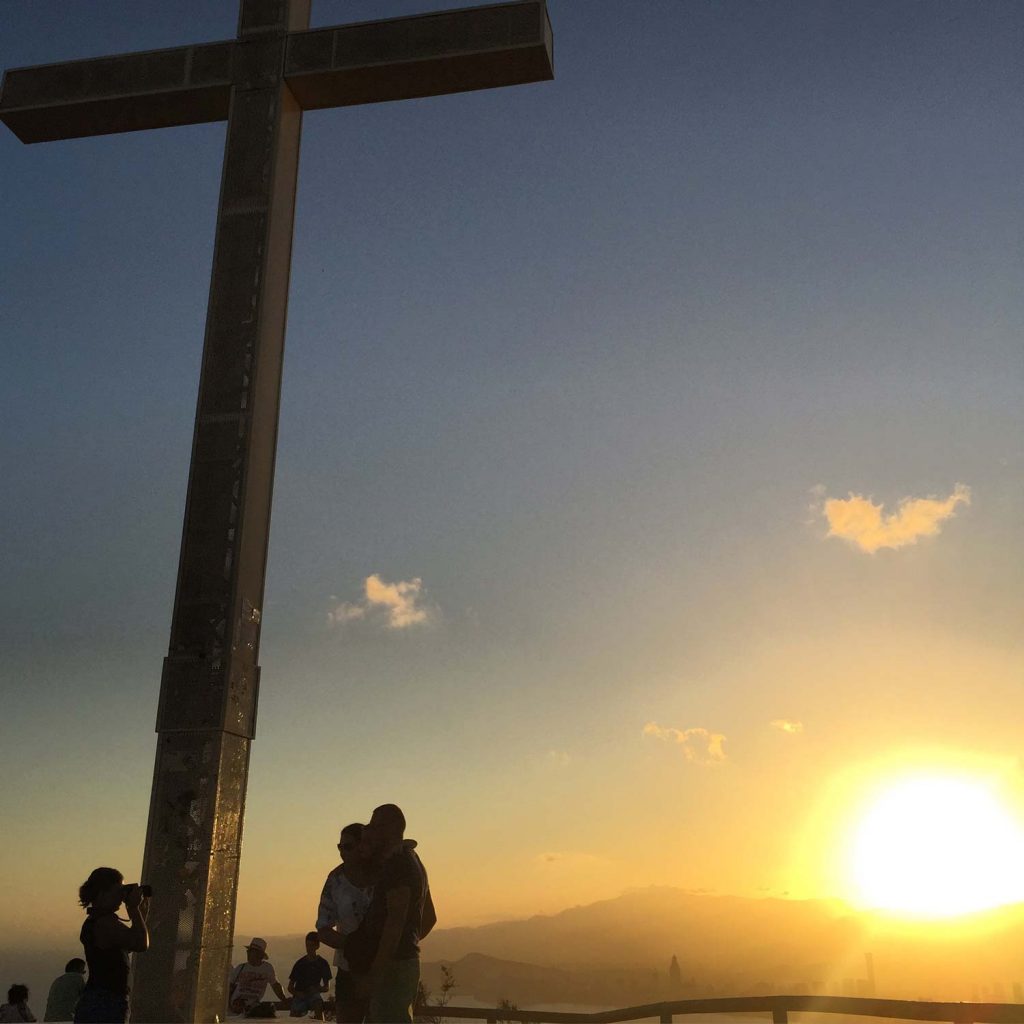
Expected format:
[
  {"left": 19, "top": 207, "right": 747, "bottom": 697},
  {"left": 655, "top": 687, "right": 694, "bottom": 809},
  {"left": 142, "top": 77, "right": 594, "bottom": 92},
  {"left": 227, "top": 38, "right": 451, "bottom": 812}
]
[
  {"left": 316, "top": 866, "right": 373, "bottom": 970},
  {"left": 229, "top": 961, "right": 278, "bottom": 1006}
]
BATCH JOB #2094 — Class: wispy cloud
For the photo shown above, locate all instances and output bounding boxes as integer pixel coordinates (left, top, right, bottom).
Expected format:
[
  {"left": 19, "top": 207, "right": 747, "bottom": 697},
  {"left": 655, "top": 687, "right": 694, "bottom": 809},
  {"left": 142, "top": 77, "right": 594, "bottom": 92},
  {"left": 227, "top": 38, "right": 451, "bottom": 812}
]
[
  {"left": 535, "top": 850, "right": 611, "bottom": 868},
  {"left": 770, "top": 719, "right": 803, "bottom": 734},
  {"left": 819, "top": 484, "right": 970, "bottom": 553},
  {"left": 546, "top": 750, "right": 571, "bottom": 768},
  {"left": 327, "top": 574, "right": 432, "bottom": 629},
  {"left": 642, "top": 721, "right": 727, "bottom": 765}
]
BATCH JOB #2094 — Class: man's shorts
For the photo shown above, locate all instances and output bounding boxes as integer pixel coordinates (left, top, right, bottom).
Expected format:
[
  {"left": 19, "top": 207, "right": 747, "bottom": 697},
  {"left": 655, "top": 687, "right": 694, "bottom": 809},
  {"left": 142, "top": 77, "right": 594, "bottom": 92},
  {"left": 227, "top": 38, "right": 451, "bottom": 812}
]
[{"left": 289, "top": 992, "right": 324, "bottom": 1017}]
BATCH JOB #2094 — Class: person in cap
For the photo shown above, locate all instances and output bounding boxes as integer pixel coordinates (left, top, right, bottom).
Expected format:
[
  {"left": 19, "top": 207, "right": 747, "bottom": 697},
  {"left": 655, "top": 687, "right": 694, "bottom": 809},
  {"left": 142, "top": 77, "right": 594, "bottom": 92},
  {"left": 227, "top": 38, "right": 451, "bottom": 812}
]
[
  {"left": 315, "top": 823, "right": 374, "bottom": 1023},
  {"left": 228, "top": 939, "right": 287, "bottom": 1018}
]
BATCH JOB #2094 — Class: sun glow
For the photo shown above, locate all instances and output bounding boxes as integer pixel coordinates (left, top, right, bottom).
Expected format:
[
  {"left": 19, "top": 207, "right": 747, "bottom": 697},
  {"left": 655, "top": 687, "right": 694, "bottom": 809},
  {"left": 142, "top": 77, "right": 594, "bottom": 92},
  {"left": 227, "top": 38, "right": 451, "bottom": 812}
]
[{"left": 850, "top": 775, "right": 1024, "bottom": 918}]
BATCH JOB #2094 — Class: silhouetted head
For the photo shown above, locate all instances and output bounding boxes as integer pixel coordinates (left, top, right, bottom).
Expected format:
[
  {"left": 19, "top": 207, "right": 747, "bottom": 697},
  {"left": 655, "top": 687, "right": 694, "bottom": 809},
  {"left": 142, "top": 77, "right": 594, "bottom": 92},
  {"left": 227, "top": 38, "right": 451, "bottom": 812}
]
[
  {"left": 65, "top": 958, "right": 86, "bottom": 975},
  {"left": 305, "top": 931, "right": 319, "bottom": 956},
  {"left": 364, "top": 804, "right": 406, "bottom": 855},
  {"left": 7, "top": 985, "right": 28, "bottom": 1005},
  {"left": 337, "top": 822, "right": 364, "bottom": 865},
  {"left": 78, "top": 867, "right": 124, "bottom": 913}
]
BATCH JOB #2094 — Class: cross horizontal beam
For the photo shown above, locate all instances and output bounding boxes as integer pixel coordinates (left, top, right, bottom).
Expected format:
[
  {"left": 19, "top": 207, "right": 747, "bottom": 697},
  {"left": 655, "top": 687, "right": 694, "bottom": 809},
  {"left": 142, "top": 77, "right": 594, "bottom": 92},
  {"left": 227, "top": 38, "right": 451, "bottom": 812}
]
[
  {"left": 285, "top": 1, "right": 553, "bottom": 110},
  {"left": 0, "top": 42, "right": 233, "bottom": 143},
  {"left": 0, "top": 0, "right": 553, "bottom": 144}
]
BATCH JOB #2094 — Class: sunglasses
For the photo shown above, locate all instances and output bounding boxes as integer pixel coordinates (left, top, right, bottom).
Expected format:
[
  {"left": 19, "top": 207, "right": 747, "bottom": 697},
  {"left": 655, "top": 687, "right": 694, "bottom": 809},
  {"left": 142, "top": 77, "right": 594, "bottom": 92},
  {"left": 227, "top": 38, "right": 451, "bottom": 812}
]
[{"left": 337, "top": 841, "right": 357, "bottom": 851}]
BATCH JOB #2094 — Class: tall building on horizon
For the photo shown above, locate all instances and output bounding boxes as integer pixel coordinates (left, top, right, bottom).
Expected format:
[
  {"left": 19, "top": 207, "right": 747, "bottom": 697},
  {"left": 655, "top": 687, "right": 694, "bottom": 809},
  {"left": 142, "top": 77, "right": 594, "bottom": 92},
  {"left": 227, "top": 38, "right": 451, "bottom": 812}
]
[
  {"left": 865, "top": 953, "right": 876, "bottom": 997},
  {"left": 669, "top": 955, "right": 682, "bottom": 993}
]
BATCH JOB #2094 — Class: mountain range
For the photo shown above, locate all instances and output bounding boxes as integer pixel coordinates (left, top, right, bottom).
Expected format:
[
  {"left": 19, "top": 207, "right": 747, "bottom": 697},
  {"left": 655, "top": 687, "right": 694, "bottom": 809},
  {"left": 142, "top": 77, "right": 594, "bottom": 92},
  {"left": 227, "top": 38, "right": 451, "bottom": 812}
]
[{"left": 246, "top": 888, "right": 1024, "bottom": 1007}]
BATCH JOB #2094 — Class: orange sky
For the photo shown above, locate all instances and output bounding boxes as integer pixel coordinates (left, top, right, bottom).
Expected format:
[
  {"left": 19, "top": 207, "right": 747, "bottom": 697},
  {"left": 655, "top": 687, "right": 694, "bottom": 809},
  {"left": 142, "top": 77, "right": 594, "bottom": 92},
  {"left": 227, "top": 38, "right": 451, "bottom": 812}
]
[{"left": 3, "top": 0, "right": 1024, "bottom": 954}]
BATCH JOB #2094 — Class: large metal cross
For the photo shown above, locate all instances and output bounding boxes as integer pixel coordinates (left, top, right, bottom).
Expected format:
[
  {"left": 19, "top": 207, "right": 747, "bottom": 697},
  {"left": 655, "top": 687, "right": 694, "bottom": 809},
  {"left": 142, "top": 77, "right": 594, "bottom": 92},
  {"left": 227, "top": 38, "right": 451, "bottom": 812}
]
[{"left": 0, "top": 2, "right": 552, "bottom": 1020}]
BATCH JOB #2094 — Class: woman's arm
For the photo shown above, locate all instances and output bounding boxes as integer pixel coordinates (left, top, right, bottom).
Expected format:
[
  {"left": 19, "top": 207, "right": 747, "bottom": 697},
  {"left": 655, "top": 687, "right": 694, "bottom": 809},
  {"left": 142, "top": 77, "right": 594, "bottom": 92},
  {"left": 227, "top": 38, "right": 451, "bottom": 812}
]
[{"left": 95, "top": 892, "right": 149, "bottom": 952}]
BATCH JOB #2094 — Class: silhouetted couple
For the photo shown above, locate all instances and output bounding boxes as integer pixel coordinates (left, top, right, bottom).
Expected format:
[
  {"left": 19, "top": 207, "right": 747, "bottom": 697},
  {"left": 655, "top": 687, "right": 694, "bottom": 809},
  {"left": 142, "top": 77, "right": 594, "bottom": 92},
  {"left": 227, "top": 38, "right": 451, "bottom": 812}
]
[{"left": 316, "top": 803, "right": 435, "bottom": 1023}]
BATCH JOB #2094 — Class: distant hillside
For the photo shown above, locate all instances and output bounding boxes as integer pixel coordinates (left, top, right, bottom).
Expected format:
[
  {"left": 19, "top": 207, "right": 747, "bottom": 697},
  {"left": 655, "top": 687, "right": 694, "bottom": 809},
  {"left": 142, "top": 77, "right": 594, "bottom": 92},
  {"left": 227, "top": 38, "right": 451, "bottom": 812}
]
[
  {"left": 423, "top": 887, "right": 863, "bottom": 973},
  {"left": 251, "top": 888, "right": 1024, "bottom": 1005},
  {"left": 417, "top": 888, "right": 1024, "bottom": 1003}
]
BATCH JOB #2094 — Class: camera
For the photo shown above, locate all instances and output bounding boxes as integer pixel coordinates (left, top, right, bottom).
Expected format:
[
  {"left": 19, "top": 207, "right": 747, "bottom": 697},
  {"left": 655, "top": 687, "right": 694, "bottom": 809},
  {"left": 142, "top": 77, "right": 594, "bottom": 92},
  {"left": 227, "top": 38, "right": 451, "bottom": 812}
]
[{"left": 121, "top": 883, "right": 153, "bottom": 898}]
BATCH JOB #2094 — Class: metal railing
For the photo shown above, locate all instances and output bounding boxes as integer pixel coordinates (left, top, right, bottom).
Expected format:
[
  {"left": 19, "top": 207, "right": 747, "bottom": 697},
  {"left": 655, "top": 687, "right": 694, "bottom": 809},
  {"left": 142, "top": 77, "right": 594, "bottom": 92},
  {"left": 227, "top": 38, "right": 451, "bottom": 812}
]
[{"left": 417, "top": 994, "right": 1024, "bottom": 1024}]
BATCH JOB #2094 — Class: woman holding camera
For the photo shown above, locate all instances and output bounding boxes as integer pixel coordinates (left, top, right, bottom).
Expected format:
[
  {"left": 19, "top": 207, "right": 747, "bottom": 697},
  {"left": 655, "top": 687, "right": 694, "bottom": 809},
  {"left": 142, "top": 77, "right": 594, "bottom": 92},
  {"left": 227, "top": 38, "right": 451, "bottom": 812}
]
[{"left": 73, "top": 868, "right": 149, "bottom": 1024}]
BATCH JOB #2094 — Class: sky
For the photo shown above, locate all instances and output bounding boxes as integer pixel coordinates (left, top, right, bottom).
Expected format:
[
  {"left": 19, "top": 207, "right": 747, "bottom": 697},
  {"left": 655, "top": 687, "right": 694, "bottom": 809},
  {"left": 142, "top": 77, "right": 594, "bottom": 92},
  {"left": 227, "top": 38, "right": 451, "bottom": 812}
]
[{"left": 2, "top": 0, "right": 1024, "bottom": 951}]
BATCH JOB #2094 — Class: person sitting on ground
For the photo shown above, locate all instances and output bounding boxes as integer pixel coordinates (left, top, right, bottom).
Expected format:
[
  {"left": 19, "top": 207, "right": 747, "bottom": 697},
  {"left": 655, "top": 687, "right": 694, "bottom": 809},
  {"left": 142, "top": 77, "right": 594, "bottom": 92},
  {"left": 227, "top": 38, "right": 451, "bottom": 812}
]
[
  {"left": 287, "top": 933, "right": 331, "bottom": 1020},
  {"left": 228, "top": 938, "right": 288, "bottom": 1018},
  {"left": 73, "top": 868, "right": 148, "bottom": 1024},
  {"left": 0, "top": 984, "right": 37, "bottom": 1023},
  {"left": 43, "top": 961, "right": 86, "bottom": 1022}
]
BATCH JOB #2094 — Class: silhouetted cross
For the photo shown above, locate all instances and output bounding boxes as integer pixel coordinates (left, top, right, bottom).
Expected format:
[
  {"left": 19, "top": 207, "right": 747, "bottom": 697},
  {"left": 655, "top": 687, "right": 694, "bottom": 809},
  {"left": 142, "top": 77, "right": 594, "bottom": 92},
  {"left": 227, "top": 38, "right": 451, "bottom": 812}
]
[{"left": 0, "top": 3, "right": 552, "bottom": 1019}]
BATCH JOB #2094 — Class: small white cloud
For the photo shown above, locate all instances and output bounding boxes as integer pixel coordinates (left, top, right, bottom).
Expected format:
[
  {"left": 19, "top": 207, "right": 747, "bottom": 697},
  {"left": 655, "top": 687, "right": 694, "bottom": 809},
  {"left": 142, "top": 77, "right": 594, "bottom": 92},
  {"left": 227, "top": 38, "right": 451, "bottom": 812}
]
[
  {"left": 327, "top": 574, "right": 432, "bottom": 629},
  {"left": 643, "top": 721, "right": 727, "bottom": 765},
  {"left": 820, "top": 484, "right": 970, "bottom": 553},
  {"left": 326, "top": 603, "right": 365, "bottom": 625},
  {"left": 547, "top": 750, "right": 571, "bottom": 768},
  {"left": 364, "top": 574, "right": 430, "bottom": 627},
  {"left": 770, "top": 719, "right": 803, "bottom": 735}
]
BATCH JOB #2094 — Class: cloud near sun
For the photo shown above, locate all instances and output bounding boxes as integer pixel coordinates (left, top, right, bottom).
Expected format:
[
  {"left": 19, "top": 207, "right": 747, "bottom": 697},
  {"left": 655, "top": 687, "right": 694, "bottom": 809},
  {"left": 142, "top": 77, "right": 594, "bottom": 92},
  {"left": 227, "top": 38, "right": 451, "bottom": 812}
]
[
  {"left": 327, "top": 573, "right": 431, "bottom": 629},
  {"left": 820, "top": 483, "right": 970, "bottom": 553},
  {"left": 643, "top": 722, "right": 727, "bottom": 765}
]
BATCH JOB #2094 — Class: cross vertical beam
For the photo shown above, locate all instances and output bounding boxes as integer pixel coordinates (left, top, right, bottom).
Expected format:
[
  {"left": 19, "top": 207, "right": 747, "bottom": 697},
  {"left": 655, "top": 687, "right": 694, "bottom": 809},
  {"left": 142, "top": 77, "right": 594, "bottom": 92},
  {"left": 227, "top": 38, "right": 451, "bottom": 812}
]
[{"left": 131, "top": 2, "right": 309, "bottom": 1020}]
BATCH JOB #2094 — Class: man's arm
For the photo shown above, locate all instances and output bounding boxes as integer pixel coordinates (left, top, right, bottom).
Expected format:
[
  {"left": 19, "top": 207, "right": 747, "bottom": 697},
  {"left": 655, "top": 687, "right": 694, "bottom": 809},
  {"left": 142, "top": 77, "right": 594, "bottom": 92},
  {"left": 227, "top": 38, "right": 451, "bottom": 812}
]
[
  {"left": 316, "top": 926, "right": 344, "bottom": 949},
  {"left": 266, "top": 962, "right": 286, "bottom": 1003},
  {"left": 370, "top": 886, "right": 410, "bottom": 982},
  {"left": 420, "top": 889, "right": 437, "bottom": 939}
]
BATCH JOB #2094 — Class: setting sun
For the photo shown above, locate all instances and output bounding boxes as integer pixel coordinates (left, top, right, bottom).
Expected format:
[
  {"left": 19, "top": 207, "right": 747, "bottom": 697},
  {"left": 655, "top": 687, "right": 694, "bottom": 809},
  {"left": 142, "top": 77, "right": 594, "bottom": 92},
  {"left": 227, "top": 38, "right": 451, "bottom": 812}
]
[{"left": 850, "top": 776, "right": 1024, "bottom": 918}]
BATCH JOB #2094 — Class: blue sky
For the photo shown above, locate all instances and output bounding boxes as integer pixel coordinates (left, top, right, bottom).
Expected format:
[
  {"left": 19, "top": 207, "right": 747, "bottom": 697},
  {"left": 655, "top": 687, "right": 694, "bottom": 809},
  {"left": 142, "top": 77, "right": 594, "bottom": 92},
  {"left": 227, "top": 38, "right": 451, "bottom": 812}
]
[{"left": 2, "top": 0, "right": 1023, "bottom": 941}]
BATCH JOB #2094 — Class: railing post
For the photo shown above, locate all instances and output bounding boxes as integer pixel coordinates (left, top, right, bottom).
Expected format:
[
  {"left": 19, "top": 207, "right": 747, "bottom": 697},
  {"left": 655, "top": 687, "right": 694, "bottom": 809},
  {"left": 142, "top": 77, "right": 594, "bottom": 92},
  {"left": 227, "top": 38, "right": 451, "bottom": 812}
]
[{"left": 773, "top": 1010, "right": 788, "bottom": 1024}]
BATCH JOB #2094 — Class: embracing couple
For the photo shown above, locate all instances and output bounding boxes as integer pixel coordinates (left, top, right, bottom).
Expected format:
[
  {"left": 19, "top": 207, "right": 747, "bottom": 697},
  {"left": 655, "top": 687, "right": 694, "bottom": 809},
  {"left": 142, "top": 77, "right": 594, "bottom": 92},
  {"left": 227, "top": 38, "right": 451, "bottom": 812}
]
[{"left": 315, "top": 803, "right": 436, "bottom": 1024}]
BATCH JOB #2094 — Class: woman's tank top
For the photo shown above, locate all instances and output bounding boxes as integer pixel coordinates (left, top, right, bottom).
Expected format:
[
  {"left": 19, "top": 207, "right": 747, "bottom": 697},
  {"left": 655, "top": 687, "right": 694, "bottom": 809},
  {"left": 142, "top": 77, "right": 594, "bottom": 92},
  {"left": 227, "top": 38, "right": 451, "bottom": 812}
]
[{"left": 80, "top": 910, "right": 130, "bottom": 995}]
